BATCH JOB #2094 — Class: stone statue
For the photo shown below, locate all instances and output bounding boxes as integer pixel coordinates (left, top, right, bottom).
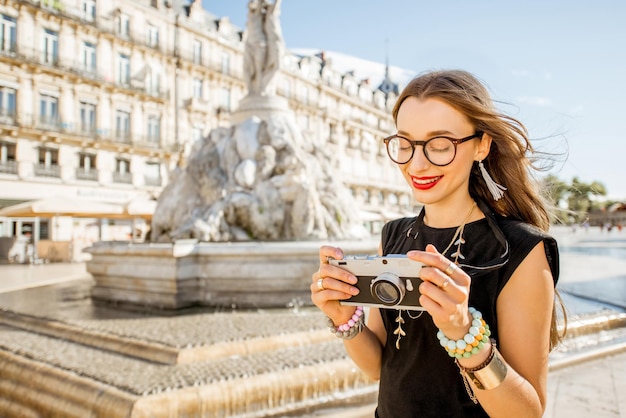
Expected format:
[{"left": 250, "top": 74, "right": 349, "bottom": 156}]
[
  {"left": 243, "top": 0, "right": 284, "bottom": 96},
  {"left": 149, "top": 0, "right": 368, "bottom": 243}
]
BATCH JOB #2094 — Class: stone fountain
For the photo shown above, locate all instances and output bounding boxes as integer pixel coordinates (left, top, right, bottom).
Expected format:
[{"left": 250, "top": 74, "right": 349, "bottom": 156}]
[
  {"left": 86, "top": 0, "right": 373, "bottom": 311},
  {"left": 0, "top": 1, "right": 379, "bottom": 417}
]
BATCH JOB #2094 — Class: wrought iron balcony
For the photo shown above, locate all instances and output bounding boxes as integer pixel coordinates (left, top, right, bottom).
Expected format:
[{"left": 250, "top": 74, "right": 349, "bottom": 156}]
[
  {"left": 112, "top": 171, "right": 132, "bottom": 184},
  {"left": 0, "top": 108, "right": 17, "bottom": 126},
  {"left": 0, "top": 160, "right": 17, "bottom": 175},
  {"left": 76, "top": 168, "right": 98, "bottom": 181},
  {"left": 0, "top": 44, "right": 169, "bottom": 100},
  {"left": 34, "top": 163, "right": 61, "bottom": 178}
]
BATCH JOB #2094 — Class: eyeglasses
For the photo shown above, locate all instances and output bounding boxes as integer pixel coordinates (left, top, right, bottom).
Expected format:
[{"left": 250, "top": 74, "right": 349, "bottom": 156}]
[{"left": 383, "top": 132, "right": 483, "bottom": 166}]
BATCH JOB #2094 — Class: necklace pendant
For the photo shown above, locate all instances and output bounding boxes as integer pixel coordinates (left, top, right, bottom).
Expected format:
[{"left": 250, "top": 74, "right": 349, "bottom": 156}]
[{"left": 394, "top": 310, "right": 406, "bottom": 349}]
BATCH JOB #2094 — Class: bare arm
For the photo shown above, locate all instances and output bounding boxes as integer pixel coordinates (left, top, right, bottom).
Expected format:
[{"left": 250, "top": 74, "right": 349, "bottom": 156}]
[
  {"left": 311, "top": 245, "right": 387, "bottom": 380},
  {"left": 471, "top": 242, "right": 554, "bottom": 417}
]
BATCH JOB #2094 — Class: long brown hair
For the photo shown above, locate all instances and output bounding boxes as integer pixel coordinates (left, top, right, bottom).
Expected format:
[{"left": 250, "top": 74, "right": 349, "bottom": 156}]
[{"left": 393, "top": 69, "right": 566, "bottom": 348}]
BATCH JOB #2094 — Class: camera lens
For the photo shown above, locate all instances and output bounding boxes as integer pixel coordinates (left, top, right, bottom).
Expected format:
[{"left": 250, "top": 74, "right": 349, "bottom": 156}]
[{"left": 370, "top": 272, "right": 405, "bottom": 306}]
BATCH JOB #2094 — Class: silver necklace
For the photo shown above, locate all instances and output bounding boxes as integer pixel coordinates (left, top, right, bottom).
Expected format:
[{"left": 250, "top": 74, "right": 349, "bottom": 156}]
[{"left": 394, "top": 202, "right": 476, "bottom": 350}]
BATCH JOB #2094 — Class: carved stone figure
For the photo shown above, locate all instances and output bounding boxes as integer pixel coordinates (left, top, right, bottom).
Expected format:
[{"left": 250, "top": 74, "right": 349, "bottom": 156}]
[
  {"left": 149, "top": 0, "right": 367, "bottom": 243},
  {"left": 243, "top": 0, "right": 284, "bottom": 96},
  {"left": 151, "top": 114, "right": 367, "bottom": 242}
]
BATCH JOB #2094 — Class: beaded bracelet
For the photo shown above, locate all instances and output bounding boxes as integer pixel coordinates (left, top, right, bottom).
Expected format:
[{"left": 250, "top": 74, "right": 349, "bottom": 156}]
[
  {"left": 437, "top": 307, "right": 491, "bottom": 359},
  {"left": 327, "top": 306, "right": 365, "bottom": 340}
]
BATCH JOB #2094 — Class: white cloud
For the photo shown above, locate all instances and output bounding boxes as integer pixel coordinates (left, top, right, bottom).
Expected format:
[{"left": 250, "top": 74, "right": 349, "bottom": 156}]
[{"left": 517, "top": 96, "right": 553, "bottom": 106}]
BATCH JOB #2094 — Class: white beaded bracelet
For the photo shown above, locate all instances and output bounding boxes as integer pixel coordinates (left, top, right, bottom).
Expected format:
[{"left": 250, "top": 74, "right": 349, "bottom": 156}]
[
  {"left": 327, "top": 306, "right": 365, "bottom": 339},
  {"left": 437, "top": 307, "right": 491, "bottom": 359}
]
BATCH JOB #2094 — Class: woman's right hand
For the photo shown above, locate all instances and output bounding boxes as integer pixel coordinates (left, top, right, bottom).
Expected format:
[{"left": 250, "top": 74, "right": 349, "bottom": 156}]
[{"left": 311, "top": 245, "right": 361, "bottom": 325}]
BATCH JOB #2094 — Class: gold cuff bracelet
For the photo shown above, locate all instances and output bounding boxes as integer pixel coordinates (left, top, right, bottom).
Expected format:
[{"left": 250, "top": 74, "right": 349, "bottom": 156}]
[{"left": 458, "top": 346, "right": 508, "bottom": 390}]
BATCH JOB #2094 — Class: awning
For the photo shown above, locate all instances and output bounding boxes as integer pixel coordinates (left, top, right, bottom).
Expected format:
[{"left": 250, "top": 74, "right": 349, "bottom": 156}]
[
  {"left": 124, "top": 198, "right": 157, "bottom": 219},
  {"left": 0, "top": 197, "right": 125, "bottom": 218},
  {"left": 359, "top": 210, "right": 383, "bottom": 222}
]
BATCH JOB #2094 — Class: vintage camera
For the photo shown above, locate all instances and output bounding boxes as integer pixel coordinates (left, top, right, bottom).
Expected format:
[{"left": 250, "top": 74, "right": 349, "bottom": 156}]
[{"left": 329, "top": 254, "right": 424, "bottom": 310}]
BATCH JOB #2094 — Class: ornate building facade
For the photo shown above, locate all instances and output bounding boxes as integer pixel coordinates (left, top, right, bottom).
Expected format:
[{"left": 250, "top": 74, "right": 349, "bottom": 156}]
[{"left": 0, "top": 0, "right": 413, "bottom": 249}]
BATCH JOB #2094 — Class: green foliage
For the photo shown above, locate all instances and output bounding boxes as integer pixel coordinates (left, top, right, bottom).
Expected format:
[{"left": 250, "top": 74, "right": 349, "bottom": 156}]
[{"left": 542, "top": 175, "right": 609, "bottom": 224}]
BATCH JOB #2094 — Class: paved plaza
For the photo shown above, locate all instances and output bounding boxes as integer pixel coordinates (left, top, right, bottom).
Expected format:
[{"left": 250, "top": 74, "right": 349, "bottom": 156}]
[{"left": 0, "top": 226, "right": 625, "bottom": 417}]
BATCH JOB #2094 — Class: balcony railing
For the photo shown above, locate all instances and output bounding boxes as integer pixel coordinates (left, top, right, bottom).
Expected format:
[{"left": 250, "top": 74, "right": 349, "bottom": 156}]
[
  {"left": 76, "top": 168, "right": 98, "bottom": 181},
  {"left": 0, "top": 108, "right": 17, "bottom": 126},
  {"left": 0, "top": 160, "right": 17, "bottom": 175},
  {"left": 34, "top": 163, "right": 61, "bottom": 178},
  {"left": 0, "top": 111, "right": 179, "bottom": 154},
  {"left": 112, "top": 171, "right": 132, "bottom": 184},
  {"left": 2, "top": 44, "right": 169, "bottom": 100}
]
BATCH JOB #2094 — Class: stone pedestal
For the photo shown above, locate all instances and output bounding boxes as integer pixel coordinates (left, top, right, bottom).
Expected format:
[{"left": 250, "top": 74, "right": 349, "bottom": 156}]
[{"left": 231, "top": 94, "right": 291, "bottom": 125}]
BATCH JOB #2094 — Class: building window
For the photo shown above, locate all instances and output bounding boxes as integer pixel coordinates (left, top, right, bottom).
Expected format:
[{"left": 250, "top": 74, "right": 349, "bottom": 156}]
[
  {"left": 192, "top": 39, "right": 202, "bottom": 65},
  {"left": 0, "top": 14, "right": 17, "bottom": 54},
  {"left": 117, "top": 13, "right": 130, "bottom": 38},
  {"left": 146, "top": 25, "right": 159, "bottom": 48},
  {"left": 79, "top": 102, "right": 96, "bottom": 135},
  {"left": 145, "top": 70, "right": 160, "bottom": 96},
  {"left": 42, "top": 29, "right": 59, "bottom": 65},
  {"left": 219, "top": 87, "right": 230, "bottom": 111},
  {"left": 0, "top": 141, "right": 17, "bottom": 174},
  {"left": 35, "top": 147, "right": 60, "bottom": 177},
  {"left": 39, "top": 94, "right": 59, "bottom": 128},
  {"left": 77, "top": 152, "right": 97, "bottom": 180},
  {"left": 144, "top": 162, "right": 161, "bottom": 186},
  {"left": 221, "top": 52, "right": 230, "bottom": 74},
  {"left": 81, "top": 41, "right": 96, "bottom": 72},
  {"left": 192, "top": 78, "right": 203, "bottom": 99},
  {"left": 0, "top": 86, "right": 16, "bottom": 121},
  {"left": 115, "top": 110, "right": 130, "bottom": 142},
  {"left": 113, "top": 157, "right": 132, "bottom": 183},
  {"left": 147, "top": 115, "right": 160, "bottom": 144},
  {"left": 81, "top": 0, "right": 96, "bottom": 22},
  {"left": 117, "top": 54, "right": 130, "bottom": 85},
  {"left": 192, "top": 126, "right": 203, "bottom": 142}
]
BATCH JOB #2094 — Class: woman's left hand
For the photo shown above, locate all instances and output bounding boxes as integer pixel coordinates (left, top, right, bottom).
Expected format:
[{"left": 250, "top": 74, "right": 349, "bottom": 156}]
[{"left": 407, "top": 244, "right": 473, "bottom": 340}]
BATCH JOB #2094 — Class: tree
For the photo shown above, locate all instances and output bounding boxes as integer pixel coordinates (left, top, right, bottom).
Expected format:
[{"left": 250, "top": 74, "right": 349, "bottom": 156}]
[
  {"left": 541, "top": 175, "right": 608, "bottom": 224},
  {"left": 566, "top": 177, "right": 607, "bottom": 223},
  {"left": 541, "top": 174, "right": 570, "bottom": 224}
]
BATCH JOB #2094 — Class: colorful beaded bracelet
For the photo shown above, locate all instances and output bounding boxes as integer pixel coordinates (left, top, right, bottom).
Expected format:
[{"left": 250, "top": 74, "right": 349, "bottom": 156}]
[
  {"left": 327, "top": 306, "right": 365, "bottom": 340},
  {"left": 437, "top": 307, "right": 491, "bottom": 359}
]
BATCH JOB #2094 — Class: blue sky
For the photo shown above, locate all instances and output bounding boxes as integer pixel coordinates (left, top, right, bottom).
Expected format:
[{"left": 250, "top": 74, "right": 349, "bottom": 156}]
[{"left": 202, "top": 1, "right": 626, "bottom": 200}]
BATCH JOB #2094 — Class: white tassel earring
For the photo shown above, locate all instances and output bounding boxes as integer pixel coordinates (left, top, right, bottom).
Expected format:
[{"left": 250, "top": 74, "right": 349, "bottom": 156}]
[{"left": 478, "top": 160, "right": 507, "bottom": 201}]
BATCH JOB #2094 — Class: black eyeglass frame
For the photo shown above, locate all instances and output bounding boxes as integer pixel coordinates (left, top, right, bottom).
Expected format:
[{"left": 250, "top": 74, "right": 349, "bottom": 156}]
[{"left": 383, "top": 131, "right": 484, "bottom": 166}]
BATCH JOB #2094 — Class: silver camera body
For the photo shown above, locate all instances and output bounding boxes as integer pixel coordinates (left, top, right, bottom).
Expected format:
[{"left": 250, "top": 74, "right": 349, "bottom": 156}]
[{"left": 329, "top": 254, "right": 424, "bottom": 310}]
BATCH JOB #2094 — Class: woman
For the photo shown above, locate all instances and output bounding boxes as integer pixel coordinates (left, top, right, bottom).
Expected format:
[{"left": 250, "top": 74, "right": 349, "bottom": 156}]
[{"left": 311, "top": 69, "right": 563, "bottom": 417}]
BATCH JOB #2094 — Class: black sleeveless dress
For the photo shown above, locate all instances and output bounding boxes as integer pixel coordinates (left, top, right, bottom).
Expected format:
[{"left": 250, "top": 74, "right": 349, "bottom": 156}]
[{"left": 374, "top": 200, "right": 559, "bottom": 418}]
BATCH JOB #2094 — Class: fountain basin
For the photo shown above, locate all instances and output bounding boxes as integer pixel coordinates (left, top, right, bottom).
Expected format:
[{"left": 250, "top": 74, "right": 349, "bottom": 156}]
[{"left": 85, "top": 239, "right": 379, "bottom": 310}]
